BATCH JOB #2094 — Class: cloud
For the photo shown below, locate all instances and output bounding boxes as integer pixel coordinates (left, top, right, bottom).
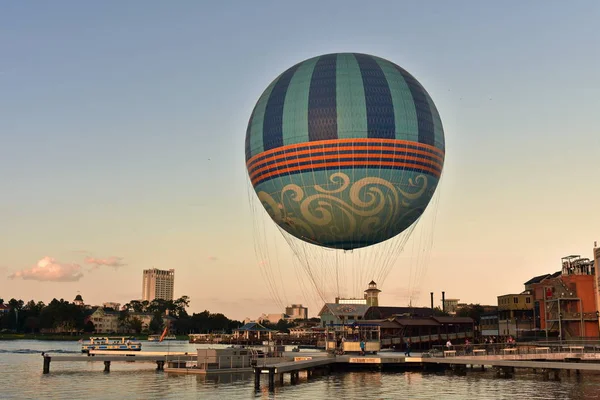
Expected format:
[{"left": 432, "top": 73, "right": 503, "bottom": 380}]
[
  {"left": 85, "top": 256, "right": 126, "bottom": 268},
  {"left": 8, "top": 257, "right": 83, "bottom": 282},
  {"left": 207, "top": 256, "right": 218, "bottom": 261}
]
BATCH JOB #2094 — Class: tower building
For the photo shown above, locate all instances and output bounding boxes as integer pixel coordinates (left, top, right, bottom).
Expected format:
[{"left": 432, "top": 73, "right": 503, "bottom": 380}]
[{"left": 142, "top": 268, "right": 175, "bottom": 301}]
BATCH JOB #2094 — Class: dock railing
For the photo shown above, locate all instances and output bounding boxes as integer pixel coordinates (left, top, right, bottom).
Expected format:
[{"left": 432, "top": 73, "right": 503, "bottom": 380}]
[
  {"left": 428, "top": 341, "right": 600, "bottom": 358},
  {"left": 168, "top": 351, "right": 285, "bottom": 371}
]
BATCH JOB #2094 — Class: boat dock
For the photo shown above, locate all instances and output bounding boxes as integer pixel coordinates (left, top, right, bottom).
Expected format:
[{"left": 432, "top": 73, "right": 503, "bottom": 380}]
[
  {"left": 41, "top": 351, "right": 196, "bottom": 374},
  {"left": 41, "top": 344, "right": 600, "bottom": 390}
]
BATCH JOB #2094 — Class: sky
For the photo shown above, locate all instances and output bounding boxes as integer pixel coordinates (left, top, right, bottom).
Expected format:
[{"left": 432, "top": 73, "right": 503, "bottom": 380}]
[{"left": 1, "top": 1, "right": 599, "bottom": 320}]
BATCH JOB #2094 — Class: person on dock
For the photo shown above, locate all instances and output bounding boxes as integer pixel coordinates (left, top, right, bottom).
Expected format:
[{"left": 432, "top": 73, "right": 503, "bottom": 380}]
[
  {"left": 404, "top": 340, "right": 411, "bottom": 357},
  {"left": 360, "top": 339, "right": 366, "bottom": 356}
]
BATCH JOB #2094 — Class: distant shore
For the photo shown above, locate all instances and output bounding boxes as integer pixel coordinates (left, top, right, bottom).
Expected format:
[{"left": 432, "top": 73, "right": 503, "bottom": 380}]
[{"left": 0, "top": 333, "right": 189, "bottom": 341}]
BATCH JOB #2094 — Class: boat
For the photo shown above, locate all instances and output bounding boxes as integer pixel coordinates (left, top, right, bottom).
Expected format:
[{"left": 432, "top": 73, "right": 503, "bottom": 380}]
[
  {"left": 81, "top": 337, "right": 142, "bottom": 353},
  {"left": 148, "top": 334, "right": 177, "bottom": 341}
]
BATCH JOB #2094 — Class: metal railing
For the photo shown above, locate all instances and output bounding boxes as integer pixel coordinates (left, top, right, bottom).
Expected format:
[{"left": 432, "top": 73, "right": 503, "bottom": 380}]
[
  {"left": 167, "top": 352, "right": 285, "bottom": 371},
  {"left": 427, "top": 341, "right": 600, "bottom": 358}
]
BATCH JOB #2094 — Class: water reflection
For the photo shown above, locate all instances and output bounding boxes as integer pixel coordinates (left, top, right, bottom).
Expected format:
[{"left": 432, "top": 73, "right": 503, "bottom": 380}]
[{"left": 4, "top": 341, "right": 600, "bottom": 399}]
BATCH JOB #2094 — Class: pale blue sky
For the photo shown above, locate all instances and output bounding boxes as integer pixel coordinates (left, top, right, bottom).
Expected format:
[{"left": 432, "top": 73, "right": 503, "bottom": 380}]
[{"left": 1, "top": 1, "right": 598, "bottom": 319}]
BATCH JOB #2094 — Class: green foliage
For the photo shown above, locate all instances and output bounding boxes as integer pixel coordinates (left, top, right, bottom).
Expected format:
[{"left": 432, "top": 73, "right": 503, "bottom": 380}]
[
  {"left": 261, "top": 319, "right": 297, "bottom": 333},
  {"left": 456, "top": 304, "right": 486, "bottom": 324},
  {"left": 149, "top": 312, "right": 164, "bottom": 333},
  {"left": 432, "top": 306, "right": 449, "bottom": 317}
]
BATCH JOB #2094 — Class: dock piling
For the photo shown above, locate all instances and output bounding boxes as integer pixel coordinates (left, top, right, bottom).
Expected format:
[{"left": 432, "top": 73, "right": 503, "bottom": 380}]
[
  {"left": 103, "top": 361, "right": 111, "bottom": 372},
  {"left": 156, "top": 361, "right": 165, "bottom": 371},
  {"left": 43, "top": 356, "right": 51, "bottom": 374},
  {"left": 268, "top": 369, "right": 275, "bottom": 391}
]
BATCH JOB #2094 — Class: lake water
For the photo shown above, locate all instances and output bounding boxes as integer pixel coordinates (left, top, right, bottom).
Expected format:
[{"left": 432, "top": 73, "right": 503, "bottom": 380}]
[{"left": 2, "top": 340, "right": 600, "bottom": 399}]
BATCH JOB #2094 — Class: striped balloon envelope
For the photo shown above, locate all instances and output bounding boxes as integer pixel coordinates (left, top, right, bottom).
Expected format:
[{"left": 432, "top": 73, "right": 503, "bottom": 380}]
[{"left": 246, "top": 53, "right": 445, "bottom": 250}]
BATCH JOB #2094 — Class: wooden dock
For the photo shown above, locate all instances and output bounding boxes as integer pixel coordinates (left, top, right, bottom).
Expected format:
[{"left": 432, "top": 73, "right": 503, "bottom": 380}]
[
  {"left": 41, "top": 352, "right": 196, "bottom": 374},
  {"left": 41, "top": 347, "right": 600, "bottom": 389}
]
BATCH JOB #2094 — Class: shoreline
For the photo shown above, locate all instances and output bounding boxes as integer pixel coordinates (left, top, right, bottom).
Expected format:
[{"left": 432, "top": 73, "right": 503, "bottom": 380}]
[{"left": 0, "top": 334, "right": 189, "bottom": 341}]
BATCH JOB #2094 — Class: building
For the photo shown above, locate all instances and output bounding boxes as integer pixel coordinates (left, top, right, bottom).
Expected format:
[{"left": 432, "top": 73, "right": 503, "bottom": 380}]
[
  {"left": 142, "top": 268, "right": 175, "bottom": 301},
  {"left": 285, "top": 304, "right": 308, "bottom": 320},
  {"left": 531, "top": 254, "right": 598, "bottom": 339},
  {"left": 257, "top": 313, "right": 287, "bottom": 325},
  {"left": 497, "top": 292, "right": 534, "bottom": 337},
  {"left": 86, "top": 307, "right": 175, "bottom": 334},
  {"left": 442, "top": 298, "right": 460, "bottom": 315}
]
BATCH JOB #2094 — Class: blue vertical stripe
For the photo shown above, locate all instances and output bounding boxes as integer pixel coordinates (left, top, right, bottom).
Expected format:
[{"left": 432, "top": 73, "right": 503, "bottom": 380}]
[
  {"left": 392, "top": 65, "right": 435, "bottom": 146},
  {"left": 308, "top": 54, "right": 338, "bottom": 141},
  {"left": 262, "top": 64, "right": 301, "bottom": 151},
  {"left": 245, "top": 106, "right": 255, "bottom": 161},
  {"left": 354, "top": 53, "right": 395, "bottom": 139}
]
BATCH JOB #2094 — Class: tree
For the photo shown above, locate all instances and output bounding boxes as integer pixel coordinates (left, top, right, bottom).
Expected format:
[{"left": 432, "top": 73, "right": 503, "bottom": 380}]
[
  {"left": 457, "top": 304, "right": 486, "bottom": 324},
  {"left": 432, "top": 307, "right": 450, "bottom": 317},
  {"left": 149, "top": 312, "right": 164, "bottom": 334},
  {"left": 84, "top": 320, "right": 95, "bottom": 333},
  {"left": 128, "top": 317, "right": 143, "bottom": 334}
]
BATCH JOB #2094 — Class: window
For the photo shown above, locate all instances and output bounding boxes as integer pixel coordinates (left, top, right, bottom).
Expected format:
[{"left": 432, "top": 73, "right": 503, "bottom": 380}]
[
  {"left": 526, "top": 297, "right": 531, "bottom": 304},
  {"left": 513, "top": 297, "right": 518, "bottom": 304}
]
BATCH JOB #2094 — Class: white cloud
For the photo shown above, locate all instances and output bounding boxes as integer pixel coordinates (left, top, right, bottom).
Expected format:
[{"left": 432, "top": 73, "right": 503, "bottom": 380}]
[
  {"left": 8, "top": 257, "right": 83, "bottom": 282},
  {"left": 85, "top": 256, "right": 126, "bottom": 268}
]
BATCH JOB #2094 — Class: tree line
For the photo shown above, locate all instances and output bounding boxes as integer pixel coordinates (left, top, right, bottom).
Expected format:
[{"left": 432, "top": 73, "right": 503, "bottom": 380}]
[{"left": 0, "top": 297, "right": 249, "bottom": 335}]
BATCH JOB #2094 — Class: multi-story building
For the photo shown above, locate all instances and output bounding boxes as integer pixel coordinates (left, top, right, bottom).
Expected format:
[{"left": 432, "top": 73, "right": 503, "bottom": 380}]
[
  {"left": 142, "top": 268, "right": 175, "bottom": 301},
  {"left": 531, "top": 254, "right": 598, "bottom": 339},
  {"left": 442, "top": 298, "right": 460, "bottom": 315},
  {"left": 497, "top": 292, "right": 534, "bottom": 337},
  {"left": 285, "top": 304, "right": 308, "bottom": 320},
  {"left": 86, "top": 307, "right": 175, "bottom": 334}
]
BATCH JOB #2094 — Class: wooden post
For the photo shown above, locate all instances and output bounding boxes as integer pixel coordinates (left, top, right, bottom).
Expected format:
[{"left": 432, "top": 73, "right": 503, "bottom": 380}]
[
  {"left": 268, "top": 369, "right": 275, "bottom": 391},
  {"left": 254, "top": 368, "right": 261, "bottom": 390},
  {"left": 43, "top": 356, "right": 51, "bottom": 374},
  {"left": 104, "top": 361, "right": 111, "bottom": 372},
  {"left": 156, "top": 361, "right": 165, "bottom": 371}
]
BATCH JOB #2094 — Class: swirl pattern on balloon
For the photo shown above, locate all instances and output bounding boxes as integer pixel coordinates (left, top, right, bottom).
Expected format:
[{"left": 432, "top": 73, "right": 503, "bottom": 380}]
[{"left": 257, "top": 171, "right": 433, "bottom": 249}]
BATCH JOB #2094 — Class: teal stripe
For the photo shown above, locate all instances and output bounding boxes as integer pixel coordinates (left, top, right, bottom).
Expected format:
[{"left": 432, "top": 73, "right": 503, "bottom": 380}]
[
  {"left": 336, "top": 53, "right": 367, "bottom": 138},
  {"left": 374, "top": 57, "right": 419, "bottom": 143},
  {"left": 282, "top": 56, "right": 319, "bottom": 146},
  {"left": 425, "top": 92, "right": 445, "bottom": 152},
  {"left": 249, "top": 76, "right": 280, "bottom": 157}
]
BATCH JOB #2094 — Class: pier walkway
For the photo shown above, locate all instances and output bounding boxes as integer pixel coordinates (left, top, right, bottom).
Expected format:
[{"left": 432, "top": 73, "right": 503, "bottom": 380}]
[{"left": 42, "top": 352, "right": 196, "bottom": 374}]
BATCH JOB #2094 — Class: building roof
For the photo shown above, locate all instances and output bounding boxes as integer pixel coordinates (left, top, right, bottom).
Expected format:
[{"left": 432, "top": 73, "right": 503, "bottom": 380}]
[
  {"left": 432, "top": 316, "right": 474, "bottom": 324},
  {"left": 364, "top": 306, "right": 434, "bottom": 319},
  {"left": 394, "top": 318, "right": 440, "bottom": 327},
  {"left": 524, "top": 274, "right": 551, "bottom": 286},
  {"left": 319, "top": 303, "right": 370, "bottom": 317},
  {"left": 234, "top": 322, "right": 273, "bottom": 332}
]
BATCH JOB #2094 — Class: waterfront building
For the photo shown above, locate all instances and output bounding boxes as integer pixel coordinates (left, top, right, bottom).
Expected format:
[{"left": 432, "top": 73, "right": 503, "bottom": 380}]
[
  {"left": 233, "top": 322, "right": 274, "bottom": 341},
  {"left": 86, "top": 307, "right": 175, "bottom": 334},
  {"left": 497, "top": 292, "right": 534, "bottom": 337},
  {"left": 285, "top": 304, "right": 308, "bottom": 320},
  {"left": 142, "top": 268, "right": 175, "bottom": 301},
  {"left": 530, "top": 254, "right": 598, "bottom": 339},
  {"left": 480, "top": 313, "right": 500, "bottom": 337}
]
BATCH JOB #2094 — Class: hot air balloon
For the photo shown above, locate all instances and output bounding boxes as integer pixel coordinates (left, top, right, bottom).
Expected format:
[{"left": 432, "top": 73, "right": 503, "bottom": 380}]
[{"left": 246, "top": 53, "right": 445, "bottom": 305}]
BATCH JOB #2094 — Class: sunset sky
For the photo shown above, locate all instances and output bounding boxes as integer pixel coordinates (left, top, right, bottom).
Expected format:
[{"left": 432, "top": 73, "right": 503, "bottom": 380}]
[{"left": 1, "top": 1, "right": 599, "bottom": 320}]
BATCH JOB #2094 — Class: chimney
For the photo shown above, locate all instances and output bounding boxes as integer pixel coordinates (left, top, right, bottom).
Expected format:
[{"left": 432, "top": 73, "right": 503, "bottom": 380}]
[
  {"left": 430, "top": 292, "right": 434, "bottom": 310},
  {"left": 442, "top": 291, "right": 446, "bottom": 313}
]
